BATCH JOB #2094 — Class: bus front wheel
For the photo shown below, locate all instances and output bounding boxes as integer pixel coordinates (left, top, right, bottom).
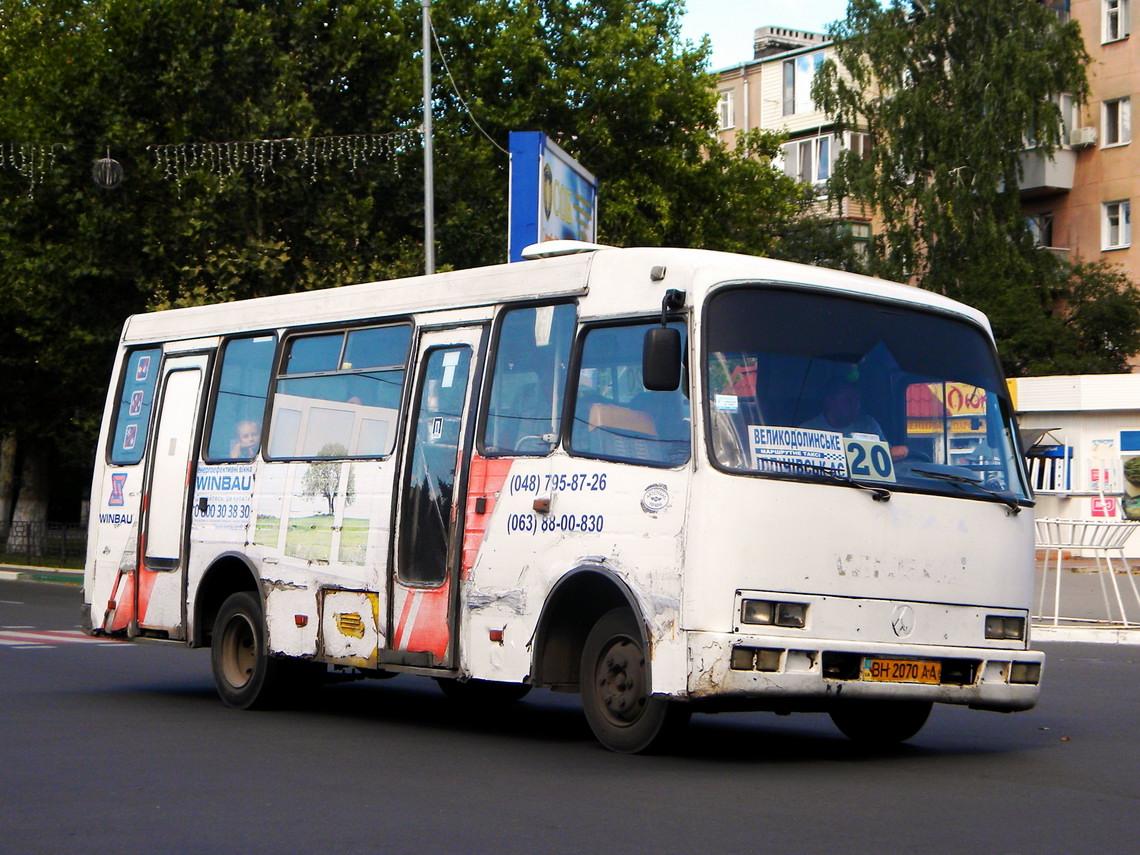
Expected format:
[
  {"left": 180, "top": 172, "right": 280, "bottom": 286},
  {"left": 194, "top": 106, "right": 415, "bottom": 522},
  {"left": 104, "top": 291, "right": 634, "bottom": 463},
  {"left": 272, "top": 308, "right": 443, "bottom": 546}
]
[
  {"left": 829, "top": 700, "right": 932, "bottom": 745},
  {"left": 580, "top": 607, "right": 690, "bottom": 753}
]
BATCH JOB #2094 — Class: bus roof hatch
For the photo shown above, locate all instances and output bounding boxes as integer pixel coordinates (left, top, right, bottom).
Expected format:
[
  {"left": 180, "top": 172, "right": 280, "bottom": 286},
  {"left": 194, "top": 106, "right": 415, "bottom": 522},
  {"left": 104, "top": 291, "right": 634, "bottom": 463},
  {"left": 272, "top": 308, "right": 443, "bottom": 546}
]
[{"left": 519, "top": 240, "right": 613, "bottom": 260}]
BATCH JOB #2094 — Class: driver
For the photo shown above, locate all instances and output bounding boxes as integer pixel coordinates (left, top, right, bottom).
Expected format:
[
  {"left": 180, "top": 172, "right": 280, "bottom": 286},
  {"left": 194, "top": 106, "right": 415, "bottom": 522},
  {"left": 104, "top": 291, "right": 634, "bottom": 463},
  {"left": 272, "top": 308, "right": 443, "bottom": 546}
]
[{"left": 802, "top": 379, "right": 908, "bottom": 461}]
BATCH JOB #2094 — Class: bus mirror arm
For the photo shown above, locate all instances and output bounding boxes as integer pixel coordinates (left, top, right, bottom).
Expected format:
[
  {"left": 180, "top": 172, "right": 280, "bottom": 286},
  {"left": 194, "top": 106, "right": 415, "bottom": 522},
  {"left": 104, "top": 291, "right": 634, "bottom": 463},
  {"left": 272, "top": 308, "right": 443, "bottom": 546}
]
[{"left": 659, "top": 288, "right": 685, "bottom": 325}]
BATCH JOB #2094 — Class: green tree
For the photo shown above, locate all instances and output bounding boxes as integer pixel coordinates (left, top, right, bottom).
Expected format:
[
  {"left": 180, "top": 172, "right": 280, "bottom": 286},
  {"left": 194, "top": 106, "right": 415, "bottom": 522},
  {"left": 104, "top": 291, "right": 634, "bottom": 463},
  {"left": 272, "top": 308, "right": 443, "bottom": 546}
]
[
  {"left": 0, "top": 0, "right": 805, "bottom": 527},
  {"left": 1, "top": 0, "right": 424, "bottom": 529},
  {"left": 812, "top": 0, "right": 1140, "bottom": 374},
  {"left": 422, "top": 0, "right": 804, "bottom": 261},
  {"left": 768, "top": 211, "right": 871, "bottom": 275}
]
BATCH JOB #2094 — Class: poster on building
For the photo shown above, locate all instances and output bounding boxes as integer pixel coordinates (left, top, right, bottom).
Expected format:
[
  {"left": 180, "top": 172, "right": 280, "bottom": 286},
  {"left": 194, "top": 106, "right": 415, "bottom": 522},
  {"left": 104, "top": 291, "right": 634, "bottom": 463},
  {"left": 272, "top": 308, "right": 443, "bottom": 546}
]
[
  {"left": 1089, "top": 438, "right": 1120, "bottom": 491},
  {"left": 1091, "top": 496, "right": 1119, "bottom": 518},
  {"left": 508, "top": 131, "right": 598, "bottom": 262},
  {"left": 1089, "top": 437, "right": 1120, "bottom": 518}
]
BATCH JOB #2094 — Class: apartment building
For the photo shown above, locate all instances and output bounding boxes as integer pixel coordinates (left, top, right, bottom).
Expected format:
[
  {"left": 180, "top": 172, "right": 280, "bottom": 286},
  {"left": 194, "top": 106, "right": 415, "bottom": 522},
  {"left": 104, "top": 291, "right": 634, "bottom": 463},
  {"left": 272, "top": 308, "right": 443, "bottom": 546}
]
[
  {"left": 718, "top": 5, "right": 1136, "bottom": 282},
  {"left": 1022, "top": 0, "right": 1136, "bottom": 283},
  {"left": 714, "top": 27, "right": 874, "bottom": 252}
]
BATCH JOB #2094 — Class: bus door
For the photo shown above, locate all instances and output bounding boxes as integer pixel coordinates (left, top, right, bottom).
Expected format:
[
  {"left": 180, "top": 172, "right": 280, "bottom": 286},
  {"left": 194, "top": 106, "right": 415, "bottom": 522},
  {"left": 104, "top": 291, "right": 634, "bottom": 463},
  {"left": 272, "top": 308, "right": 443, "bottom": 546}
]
[
  {"left": 389, "top": 327, "right": 484, "bottom": 669},
  {"left": 135, "top": 352, "right": 209, "bottom": 638}
]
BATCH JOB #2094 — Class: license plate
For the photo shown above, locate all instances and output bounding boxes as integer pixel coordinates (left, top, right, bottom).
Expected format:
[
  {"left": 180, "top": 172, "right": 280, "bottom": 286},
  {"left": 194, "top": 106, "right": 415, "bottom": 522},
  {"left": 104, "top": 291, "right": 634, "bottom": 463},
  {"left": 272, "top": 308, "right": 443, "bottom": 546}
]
[{"left": 861, "top": 657, "right": 941, "bottom": 684}]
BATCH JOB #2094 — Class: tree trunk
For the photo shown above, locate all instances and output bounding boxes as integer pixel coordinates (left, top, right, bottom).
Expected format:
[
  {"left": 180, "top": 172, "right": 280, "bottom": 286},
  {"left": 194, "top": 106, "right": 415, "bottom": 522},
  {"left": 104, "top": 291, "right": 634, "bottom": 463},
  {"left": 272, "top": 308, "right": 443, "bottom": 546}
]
[
  {"left": 6, "top": 446, "right": 49, "bottom": 557},
  {"left": 0, "top": 435, "right": 15, "bottom": 535}
]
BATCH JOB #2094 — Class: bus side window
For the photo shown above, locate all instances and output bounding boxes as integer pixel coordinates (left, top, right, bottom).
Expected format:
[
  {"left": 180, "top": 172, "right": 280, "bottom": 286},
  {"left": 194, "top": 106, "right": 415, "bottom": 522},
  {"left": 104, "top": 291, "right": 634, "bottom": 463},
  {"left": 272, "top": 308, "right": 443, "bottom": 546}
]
[
  {"left": 108, "top": 347, "right": 163, "bottom": 465},
  {"left": 482, "top": 304, "right": 576, "bottom": 455},
  {"left": 267, "top": 324, "right": 411, "bottom": 459},
  {"left": 205, "top": 335, "right": 277, "bottom": 462},
  {"left": 569, "top": 322, "right": 690, "bottom": 467}
]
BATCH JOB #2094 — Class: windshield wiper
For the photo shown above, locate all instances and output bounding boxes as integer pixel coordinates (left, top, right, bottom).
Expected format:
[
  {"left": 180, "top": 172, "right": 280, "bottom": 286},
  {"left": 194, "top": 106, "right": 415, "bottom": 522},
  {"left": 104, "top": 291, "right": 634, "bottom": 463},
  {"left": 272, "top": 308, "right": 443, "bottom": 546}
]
[
  {"left": 909, "top": 468, "right": 1022, "bottom": 515},
  {"left": 754, "top": 456, "right": 891, "bottom": 502}
]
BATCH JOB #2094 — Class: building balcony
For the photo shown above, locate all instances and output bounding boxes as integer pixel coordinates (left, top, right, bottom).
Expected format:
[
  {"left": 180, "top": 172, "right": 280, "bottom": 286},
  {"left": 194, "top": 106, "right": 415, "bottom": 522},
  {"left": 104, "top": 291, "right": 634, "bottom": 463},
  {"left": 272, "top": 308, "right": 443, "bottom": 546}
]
[{"left": 1017, "top": 148, "right": 1076, "bottom": 198}]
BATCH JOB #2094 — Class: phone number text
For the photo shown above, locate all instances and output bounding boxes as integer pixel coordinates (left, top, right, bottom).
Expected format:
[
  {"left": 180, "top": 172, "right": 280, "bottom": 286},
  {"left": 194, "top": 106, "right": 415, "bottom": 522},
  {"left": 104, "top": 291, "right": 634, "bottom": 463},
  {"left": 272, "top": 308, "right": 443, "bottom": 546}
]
[
  {"left": 509, "top": 473, "right": 608, "bottom": 496},
  {"left": 192, "top": 502, "right": 251, "bottom": 521},
  {"left": 506, "top": 512, "right": 605, "bottom": 535}
]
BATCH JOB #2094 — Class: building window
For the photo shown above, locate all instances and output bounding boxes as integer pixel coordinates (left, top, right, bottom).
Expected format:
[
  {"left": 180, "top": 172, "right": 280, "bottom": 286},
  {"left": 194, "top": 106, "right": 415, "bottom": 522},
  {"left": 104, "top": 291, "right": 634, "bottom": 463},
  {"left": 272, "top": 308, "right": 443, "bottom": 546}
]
[
  {"left": 782, "top": 50, "right": 825, "bottom": 116},
  {"left": 1045, "top": 0, "right": 1071, "bottom": 24},
  {"left": 1058, "top": 93, "right": 1078, "bottom": 145},
  {"left": 1026, "top": 93, "right": 1080, "bottom": 149},
  {"left": 1104, "top": 0, "right": 1131, "bottom": 42},
  {"left": 717, "top": 90, "right": 735, "bottom": 130},
  {"left": 1028, "top": 212, "right": 1055, "bottom": 248},
  {"left": 1103, "top": 97, "right": 1131, "bottom": 146},
  {"left": 796, "top": 139, "right": 814, "bottom": 183},
  {"left": 846, "top": 131, "right": 873, "bottom": 159},
  {"left": 782, "top": 134, "right": 839, "bottom": 186},
  {"left": 846, "top": 221, "right": 872, "bottom": 258},
  {"left": 816, "top": 136, "right": 831, "bottom": 180},
  {"left": 1103, "top": 200, "right": 1132, "bottom": 250},
  {"left": 782, "top": 59, "right": 795, "bottom": 116}
]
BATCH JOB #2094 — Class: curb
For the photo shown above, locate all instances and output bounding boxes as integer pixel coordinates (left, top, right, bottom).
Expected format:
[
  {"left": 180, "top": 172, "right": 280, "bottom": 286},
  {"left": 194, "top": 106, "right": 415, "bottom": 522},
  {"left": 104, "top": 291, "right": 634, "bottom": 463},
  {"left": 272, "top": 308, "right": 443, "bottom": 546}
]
[
  {"left": 1032, "top": 624, "right": 1140, "bottom": 645},
  {"left": 0, "top": 565, "right": 84, "bottom": 586}
]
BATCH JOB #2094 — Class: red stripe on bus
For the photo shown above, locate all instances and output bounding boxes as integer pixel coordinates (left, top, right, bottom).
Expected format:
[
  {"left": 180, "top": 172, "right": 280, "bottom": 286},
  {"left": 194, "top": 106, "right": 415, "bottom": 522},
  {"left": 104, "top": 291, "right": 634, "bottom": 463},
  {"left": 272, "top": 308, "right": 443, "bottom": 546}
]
[
  {"left": 393, "top": 588, "right": 418, "bottom": 650},
  {"left": 135, "top": 566, "right": 160, "bottom": 625},
  {"left": 105, "top": 571, "right": 135, "bottom": 632},
  {"left": 462, "top": 455, "right": 513, "bottom": 578},
  {"left": 404, "top": 578, "right": 451, "bottom": 661}
]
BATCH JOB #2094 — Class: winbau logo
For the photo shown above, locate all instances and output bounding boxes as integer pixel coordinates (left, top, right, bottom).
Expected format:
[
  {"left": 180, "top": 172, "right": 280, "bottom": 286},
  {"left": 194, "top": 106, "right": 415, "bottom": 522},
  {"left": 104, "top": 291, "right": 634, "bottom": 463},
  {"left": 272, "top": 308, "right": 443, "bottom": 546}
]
[{"left": 108, "top": 473, "right": 127, "bottom": 507}]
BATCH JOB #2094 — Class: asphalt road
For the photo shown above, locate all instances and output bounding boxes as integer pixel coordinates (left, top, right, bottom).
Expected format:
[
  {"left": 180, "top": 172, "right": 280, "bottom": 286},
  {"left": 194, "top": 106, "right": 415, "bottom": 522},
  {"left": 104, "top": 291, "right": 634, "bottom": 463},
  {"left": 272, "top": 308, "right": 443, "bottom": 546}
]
[{"left": 2, "top": 578, "right": 1137, "bottom": 855}]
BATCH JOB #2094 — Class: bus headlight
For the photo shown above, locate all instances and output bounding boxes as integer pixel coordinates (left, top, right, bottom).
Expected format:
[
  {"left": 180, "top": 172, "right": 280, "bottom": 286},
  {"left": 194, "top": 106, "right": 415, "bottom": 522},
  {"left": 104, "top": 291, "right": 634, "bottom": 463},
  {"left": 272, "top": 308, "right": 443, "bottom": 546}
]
[
  {"left": 740, "top": 599, "right": 807, "bottom": 629},
  {"left": 985, "top": 615, "right": 1025, "bottom": 640}
]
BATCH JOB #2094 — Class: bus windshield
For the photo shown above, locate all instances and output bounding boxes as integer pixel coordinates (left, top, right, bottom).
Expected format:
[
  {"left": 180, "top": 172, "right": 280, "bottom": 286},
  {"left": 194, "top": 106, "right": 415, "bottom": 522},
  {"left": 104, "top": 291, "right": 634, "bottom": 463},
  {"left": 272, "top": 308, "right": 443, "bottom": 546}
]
[{"left": 705, "top": 285, "right": 1030, "bottom": 504}]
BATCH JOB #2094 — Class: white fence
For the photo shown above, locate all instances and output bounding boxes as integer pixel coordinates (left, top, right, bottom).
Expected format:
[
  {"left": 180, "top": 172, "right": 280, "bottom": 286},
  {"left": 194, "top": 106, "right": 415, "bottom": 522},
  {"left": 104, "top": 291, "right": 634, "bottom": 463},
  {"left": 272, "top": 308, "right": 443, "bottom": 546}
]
[{"left": 1035, "top": 518, "right": 1140, "bottom": 627}]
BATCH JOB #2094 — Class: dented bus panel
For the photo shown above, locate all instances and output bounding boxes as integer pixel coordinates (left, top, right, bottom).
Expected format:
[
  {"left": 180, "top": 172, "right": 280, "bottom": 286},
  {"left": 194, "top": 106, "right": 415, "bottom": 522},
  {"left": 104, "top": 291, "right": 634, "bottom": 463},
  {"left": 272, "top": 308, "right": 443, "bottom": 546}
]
[{"left": 83, "top": 245, "right": 1041, "bottom": 753}]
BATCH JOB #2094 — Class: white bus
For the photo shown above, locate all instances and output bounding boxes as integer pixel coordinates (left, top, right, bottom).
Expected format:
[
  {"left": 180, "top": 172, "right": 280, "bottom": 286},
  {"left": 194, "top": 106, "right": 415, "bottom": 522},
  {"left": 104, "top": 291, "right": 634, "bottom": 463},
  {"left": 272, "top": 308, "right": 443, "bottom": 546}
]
[{"left": 83, "top": 243, "right": 1042, "bottom": 752}]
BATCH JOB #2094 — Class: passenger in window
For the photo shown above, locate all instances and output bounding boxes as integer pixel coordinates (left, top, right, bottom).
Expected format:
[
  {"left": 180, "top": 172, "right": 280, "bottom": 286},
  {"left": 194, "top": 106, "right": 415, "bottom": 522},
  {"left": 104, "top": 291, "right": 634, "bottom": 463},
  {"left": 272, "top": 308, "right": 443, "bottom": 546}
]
[
  {"left": 230, "top": 420, "right": 261, "bottom": 459},
  {"left": 802, "top": 379, "right": 907, "bottom": 460}
]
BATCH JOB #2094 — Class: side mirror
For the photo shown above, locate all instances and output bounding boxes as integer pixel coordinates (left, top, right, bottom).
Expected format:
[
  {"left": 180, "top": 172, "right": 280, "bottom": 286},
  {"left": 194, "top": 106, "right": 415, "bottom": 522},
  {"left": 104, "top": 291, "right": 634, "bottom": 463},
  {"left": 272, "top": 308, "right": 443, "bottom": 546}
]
[{"left": 643, "top": 327, "right": 682, "bottom": 392}]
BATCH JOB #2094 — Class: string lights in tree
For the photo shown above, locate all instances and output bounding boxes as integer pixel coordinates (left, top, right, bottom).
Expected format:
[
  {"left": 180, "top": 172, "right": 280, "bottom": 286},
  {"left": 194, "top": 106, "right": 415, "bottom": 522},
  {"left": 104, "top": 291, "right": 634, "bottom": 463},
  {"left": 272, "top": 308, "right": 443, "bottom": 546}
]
[
  {"left": 2, "top": 132, "right": 416, "bottom": 197},
  {"left": 1, "top": 142, "right": 65, "bottom": 198},
  {"left": 148, "top": 131, "right": 416, "bottom": 192},
  {"left": 91, "top": 149, "right": 124, "bottom": 190}
]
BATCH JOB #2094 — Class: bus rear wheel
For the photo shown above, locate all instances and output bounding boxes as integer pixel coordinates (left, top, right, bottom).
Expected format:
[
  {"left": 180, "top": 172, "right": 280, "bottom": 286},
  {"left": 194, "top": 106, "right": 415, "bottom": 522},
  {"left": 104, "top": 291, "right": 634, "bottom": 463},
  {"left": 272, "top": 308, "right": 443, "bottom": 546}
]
[
  {"left": 211, "top": 591, "right": 293, "bottom": 710},
  {"left": 580, "top": 607, "right": 690, "bottom": 753},
  {"left": 829, "top": 700, "right": 932, "bottom": 745}
]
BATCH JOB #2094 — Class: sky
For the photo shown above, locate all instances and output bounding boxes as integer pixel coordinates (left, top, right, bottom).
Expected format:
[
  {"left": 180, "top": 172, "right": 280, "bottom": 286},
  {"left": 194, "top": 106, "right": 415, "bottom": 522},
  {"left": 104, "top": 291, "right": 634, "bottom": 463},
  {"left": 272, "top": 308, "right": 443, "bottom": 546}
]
[{"left": 678, "top": 0, "right": 851, "bottom": 69}]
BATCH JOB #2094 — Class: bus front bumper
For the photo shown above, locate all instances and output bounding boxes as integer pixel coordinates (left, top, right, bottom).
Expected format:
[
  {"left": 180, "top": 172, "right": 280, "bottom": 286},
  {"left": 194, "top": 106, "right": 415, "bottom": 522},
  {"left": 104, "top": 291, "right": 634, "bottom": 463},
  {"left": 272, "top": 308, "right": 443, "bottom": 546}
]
[{"left": 685, "top": 631, "right": 1043, "bottom": 713}]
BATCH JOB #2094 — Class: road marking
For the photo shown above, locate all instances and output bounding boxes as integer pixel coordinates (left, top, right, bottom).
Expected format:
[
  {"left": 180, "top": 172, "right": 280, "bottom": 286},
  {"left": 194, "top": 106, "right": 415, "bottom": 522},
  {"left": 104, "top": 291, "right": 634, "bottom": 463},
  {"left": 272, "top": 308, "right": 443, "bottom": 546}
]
[{"left": 0, "top": 629, "right": 125, "bottom": 648}]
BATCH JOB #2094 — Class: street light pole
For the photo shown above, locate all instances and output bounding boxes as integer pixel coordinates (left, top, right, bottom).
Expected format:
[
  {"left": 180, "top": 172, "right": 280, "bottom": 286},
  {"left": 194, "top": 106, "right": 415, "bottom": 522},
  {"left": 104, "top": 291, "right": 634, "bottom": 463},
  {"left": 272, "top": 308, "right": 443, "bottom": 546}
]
[{"left": 422, "top": 0, "right": 435, "bottom": 275}]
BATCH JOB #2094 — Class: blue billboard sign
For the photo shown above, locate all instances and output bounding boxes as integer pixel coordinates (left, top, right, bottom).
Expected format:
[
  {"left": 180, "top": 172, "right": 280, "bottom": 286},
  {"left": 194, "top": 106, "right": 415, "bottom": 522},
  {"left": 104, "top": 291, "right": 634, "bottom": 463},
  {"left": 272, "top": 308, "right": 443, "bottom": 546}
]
[{"left": 508, "top": 132, "right": 598, "bottom": 262}]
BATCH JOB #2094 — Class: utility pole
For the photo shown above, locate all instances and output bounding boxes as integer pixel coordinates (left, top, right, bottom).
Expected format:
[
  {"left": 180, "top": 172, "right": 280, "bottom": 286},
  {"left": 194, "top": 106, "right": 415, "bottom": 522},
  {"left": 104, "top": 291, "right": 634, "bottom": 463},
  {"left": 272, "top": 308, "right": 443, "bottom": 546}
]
[{"left": 422, "top": 0, "right": 435, "bottom": 275}]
